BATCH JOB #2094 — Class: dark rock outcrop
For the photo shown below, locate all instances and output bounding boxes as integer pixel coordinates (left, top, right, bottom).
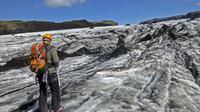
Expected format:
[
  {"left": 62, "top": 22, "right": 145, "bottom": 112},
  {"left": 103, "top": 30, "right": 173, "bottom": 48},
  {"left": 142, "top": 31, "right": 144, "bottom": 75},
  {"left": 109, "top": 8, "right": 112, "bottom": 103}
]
[{"left": 140, "top": 11, "right": 200, "bottom": 24}]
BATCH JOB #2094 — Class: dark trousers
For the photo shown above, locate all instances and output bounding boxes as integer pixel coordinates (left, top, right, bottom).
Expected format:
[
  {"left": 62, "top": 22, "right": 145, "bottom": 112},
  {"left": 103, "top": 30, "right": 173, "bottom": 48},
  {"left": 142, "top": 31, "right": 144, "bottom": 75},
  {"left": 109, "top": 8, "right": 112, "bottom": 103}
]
[{"left": 38, "top": 73, "right": 61, "bottom": 112}]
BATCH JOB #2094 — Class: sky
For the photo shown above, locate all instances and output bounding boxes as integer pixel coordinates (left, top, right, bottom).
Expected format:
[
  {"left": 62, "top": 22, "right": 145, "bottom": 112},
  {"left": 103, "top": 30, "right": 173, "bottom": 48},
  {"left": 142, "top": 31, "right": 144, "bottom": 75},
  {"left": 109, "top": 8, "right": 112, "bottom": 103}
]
[{"left": 0, "top": 0, "right": 199, "bottom": 24}]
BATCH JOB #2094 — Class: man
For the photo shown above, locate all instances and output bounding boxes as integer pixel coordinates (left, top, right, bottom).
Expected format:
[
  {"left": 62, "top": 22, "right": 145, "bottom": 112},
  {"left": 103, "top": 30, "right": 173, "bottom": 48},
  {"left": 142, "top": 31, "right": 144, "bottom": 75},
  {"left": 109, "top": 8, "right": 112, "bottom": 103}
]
[{"left": 35, "top": 34, "right": 63, "bottom": 112}]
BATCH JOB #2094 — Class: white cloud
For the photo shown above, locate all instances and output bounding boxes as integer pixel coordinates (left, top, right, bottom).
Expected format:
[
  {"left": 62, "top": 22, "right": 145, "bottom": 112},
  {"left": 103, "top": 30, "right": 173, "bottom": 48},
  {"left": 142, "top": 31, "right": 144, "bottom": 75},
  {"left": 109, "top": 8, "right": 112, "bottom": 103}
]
[
  {"left": 195, "top": 2, "right": 200, "bottom": 6},
  {"left": 45, "top": 0, "right": 87, "bottom": 7},
  {"left": 185, "top": 0, "right": 200, "bottom": 6}
]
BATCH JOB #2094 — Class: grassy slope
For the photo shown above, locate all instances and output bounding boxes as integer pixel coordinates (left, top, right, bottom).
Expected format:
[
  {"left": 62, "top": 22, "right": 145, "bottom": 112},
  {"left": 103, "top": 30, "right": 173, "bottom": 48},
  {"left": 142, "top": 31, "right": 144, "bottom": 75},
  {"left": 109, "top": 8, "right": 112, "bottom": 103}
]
[{"left": 0, "top": 19, "right": 118, "bottom": 35}]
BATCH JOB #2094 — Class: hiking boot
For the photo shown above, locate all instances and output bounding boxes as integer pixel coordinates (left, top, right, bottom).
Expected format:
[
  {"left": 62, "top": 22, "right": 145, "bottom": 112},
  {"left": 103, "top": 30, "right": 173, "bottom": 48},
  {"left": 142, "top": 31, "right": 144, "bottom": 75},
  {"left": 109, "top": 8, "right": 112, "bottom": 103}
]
[
  {"left": 57, "top": 106, "right": 64, "bottom": 112},
  {"left": 48, "top": 106, "right": 64, "bottom": 112}
]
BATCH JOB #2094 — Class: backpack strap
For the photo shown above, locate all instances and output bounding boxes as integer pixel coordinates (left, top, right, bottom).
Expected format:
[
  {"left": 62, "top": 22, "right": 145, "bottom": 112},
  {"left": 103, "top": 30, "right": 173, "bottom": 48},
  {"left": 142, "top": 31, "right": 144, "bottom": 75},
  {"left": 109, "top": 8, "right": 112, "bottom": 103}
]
[{"left": 35, "top": 43, "right": 45, "bottom": 73}]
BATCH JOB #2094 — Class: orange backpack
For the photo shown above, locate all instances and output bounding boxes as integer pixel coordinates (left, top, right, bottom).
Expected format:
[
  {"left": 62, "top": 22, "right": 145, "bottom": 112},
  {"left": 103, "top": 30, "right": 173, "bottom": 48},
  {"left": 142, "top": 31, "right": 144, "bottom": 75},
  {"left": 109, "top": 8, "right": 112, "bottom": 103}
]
[{"left": 29, "top": 43, "right": 47, "bottom": 74}]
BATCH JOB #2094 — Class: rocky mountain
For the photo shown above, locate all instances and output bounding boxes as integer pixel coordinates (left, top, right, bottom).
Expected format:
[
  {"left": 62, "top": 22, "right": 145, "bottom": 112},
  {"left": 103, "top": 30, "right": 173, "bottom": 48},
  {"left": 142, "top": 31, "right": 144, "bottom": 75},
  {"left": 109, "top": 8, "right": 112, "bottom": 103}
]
[
  {"left": 140, "top": 11, "right": 200, "bottom": 24},
  {"left": 0, "top": 19, "right": 118, "bottom": 35},
  {"left": 1, "top": 17, "right": 200, "bottom": 112}
]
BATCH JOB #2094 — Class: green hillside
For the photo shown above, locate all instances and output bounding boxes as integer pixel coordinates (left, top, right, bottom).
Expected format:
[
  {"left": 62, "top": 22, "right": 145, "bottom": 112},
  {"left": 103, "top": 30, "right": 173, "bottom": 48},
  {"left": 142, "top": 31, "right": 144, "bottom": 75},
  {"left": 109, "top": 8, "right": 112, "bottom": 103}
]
[{"left": 0, "top": 19, "right": 118, "bottom": 35}]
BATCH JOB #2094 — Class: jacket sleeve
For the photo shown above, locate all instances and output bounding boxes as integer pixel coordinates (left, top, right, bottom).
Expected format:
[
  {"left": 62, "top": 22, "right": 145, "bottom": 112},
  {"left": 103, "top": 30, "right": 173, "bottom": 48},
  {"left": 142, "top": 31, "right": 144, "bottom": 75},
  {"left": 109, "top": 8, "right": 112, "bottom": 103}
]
[{"left": 51, "top": 46, "right": 59, "bottom": 67}]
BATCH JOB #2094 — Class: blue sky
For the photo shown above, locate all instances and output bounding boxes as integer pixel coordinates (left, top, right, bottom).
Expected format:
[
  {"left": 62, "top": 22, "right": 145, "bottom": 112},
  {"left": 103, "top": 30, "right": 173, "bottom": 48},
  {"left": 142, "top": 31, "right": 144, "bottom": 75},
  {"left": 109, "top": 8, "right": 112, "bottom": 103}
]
[{"left": 0, "top": 0, "right": 199, "bottom": 24}]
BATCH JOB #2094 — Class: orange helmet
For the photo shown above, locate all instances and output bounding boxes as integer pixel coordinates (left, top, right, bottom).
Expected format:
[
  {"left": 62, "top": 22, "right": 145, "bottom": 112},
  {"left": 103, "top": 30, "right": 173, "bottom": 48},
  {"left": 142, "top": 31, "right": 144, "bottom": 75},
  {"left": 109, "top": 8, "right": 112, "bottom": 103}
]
[{"left": 43, "top": 33, "right": 52, "bottom": 41}]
